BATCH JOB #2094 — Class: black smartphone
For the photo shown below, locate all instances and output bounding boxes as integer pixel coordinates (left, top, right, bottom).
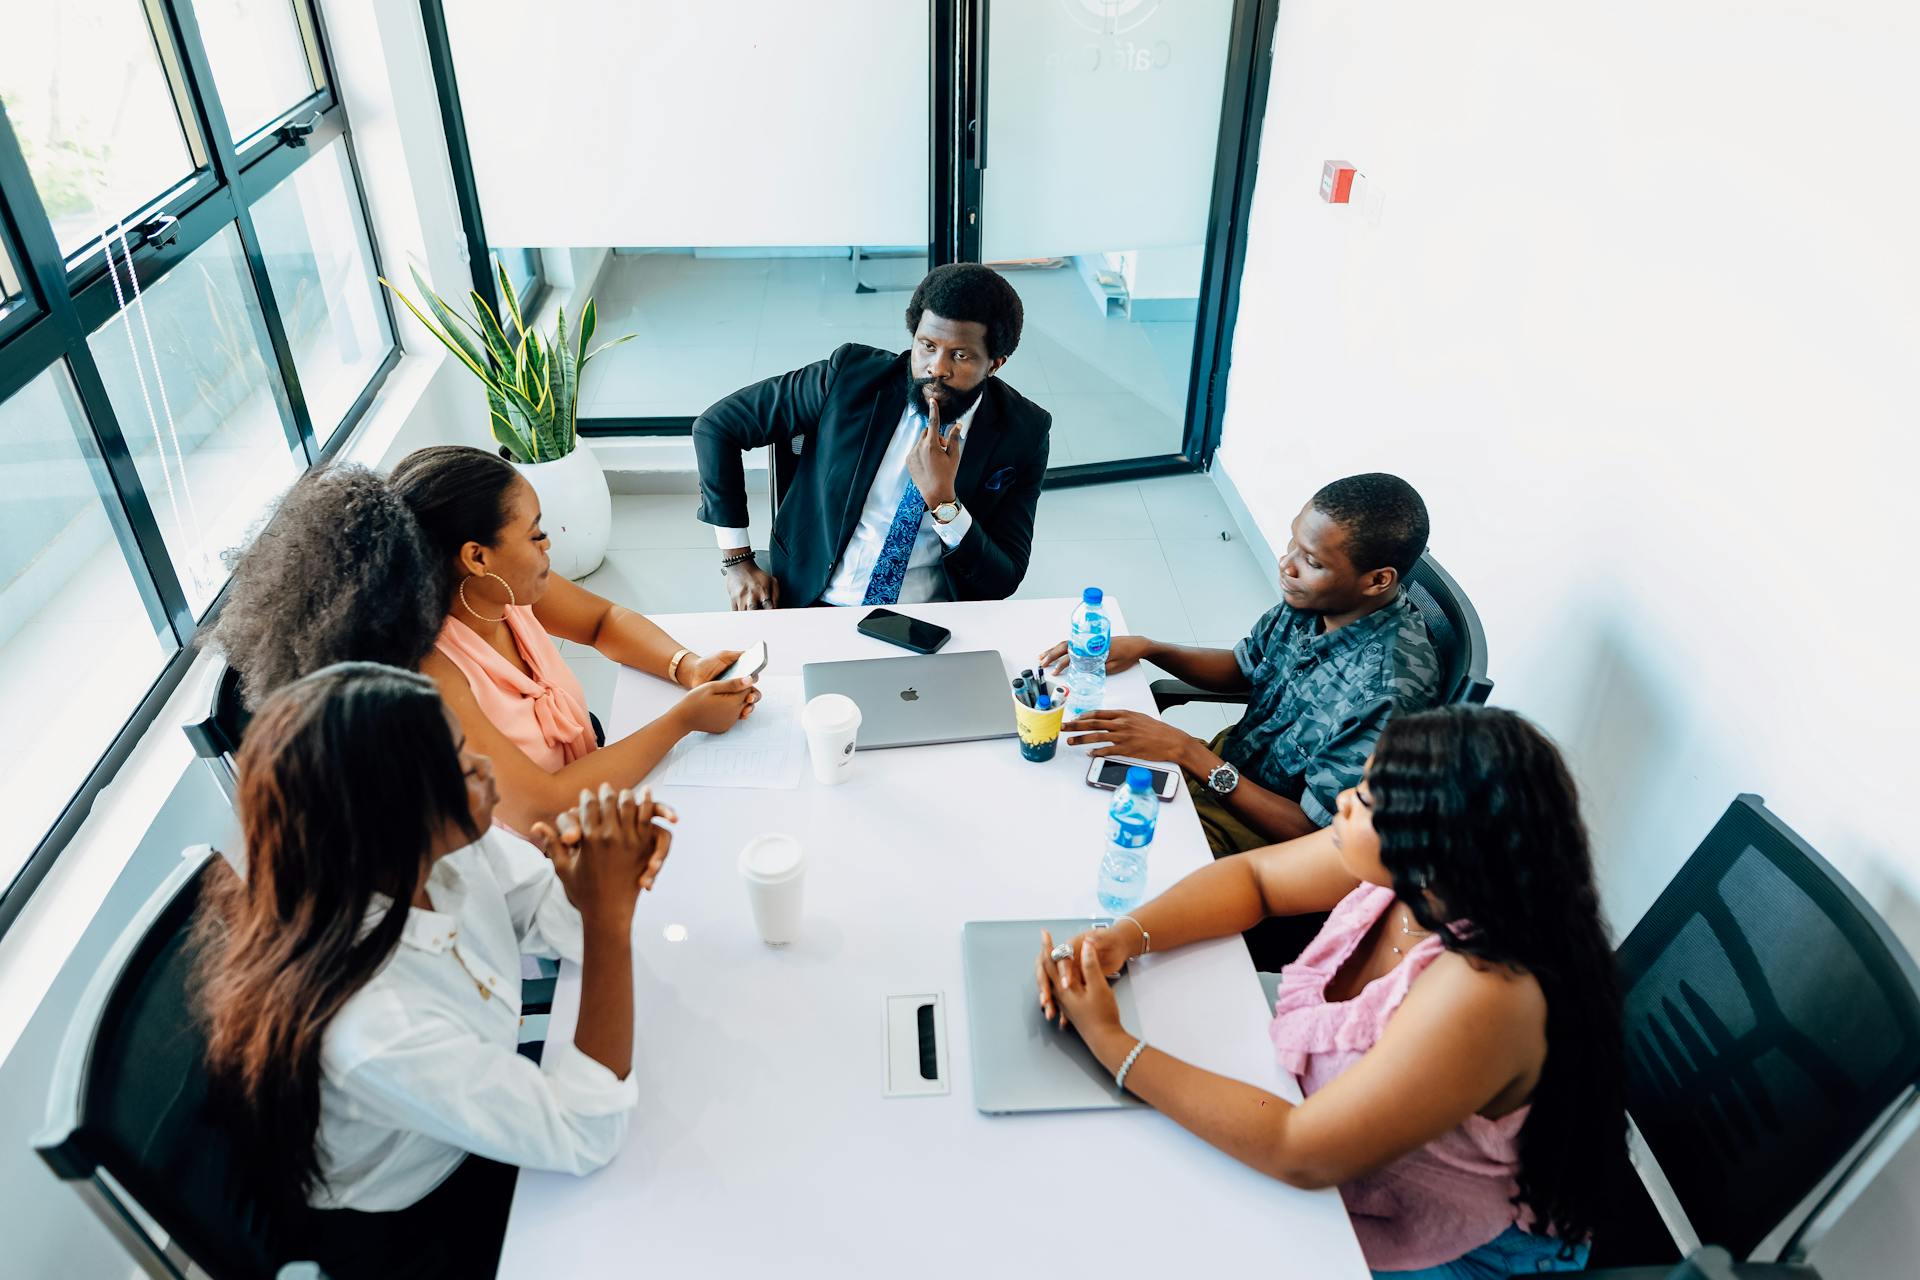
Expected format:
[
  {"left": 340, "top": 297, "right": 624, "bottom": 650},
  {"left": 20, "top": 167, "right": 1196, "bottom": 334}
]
[{"left": 857, "top": 608, "right": 952, "bottom": 655}]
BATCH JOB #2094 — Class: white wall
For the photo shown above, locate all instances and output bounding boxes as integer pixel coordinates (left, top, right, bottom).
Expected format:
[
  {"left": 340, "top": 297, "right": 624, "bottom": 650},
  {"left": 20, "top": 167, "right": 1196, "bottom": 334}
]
[
  {"left": 441, "top": 0, "right": 926, "bottom": 248},
  {"left": 1214, "top": 3, "right": 1920, "bottom": 1272}
]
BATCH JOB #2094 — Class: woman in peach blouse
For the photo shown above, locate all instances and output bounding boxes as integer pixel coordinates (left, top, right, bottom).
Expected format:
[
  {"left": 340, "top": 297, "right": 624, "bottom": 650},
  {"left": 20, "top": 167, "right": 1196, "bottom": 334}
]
[{"left": 391, "top": 445, "right": 759, "bottom": 833}]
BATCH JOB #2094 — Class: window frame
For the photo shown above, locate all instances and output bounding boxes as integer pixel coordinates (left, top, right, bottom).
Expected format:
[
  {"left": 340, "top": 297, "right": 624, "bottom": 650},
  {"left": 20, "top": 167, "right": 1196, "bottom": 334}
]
[
  {"left": 0, "top": 205, "right": 37, "bottom": 344},
  {"left": 490, "top": 245, "right": 549, "bottom": 333},
  {"left": 0, "top": 0, "right": 401, "bottom": 937}
]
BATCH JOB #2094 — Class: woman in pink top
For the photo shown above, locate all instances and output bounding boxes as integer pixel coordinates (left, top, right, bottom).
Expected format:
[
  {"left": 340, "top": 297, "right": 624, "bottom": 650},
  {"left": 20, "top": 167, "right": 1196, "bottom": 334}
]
[
  {"left": 392, "top": 446, "right": 761, "bottom": 834},
  {"left": 1038, "top": 706, "right": 1624, "bottom": 1277}
]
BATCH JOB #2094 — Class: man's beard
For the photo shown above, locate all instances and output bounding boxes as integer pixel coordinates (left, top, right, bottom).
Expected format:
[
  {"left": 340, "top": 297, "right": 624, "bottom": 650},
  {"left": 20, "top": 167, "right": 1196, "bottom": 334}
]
[{"left": 909, "top": 374, "right": 988, "bottom": 421}]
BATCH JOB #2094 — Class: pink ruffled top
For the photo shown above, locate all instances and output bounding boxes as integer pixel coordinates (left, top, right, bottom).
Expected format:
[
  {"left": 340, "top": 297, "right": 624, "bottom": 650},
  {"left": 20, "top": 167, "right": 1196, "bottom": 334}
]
[
  {"left": 1270, "top": 883, "right": 1529, "bottom": 1272},
  {"left": 434, "top": 608, "right": 595, "bottom": 774}
]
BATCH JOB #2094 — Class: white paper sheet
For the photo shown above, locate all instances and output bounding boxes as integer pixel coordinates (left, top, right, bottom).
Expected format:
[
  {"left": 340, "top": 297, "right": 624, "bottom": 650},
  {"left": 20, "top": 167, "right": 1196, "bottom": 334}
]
[{"left": 647, "top": 676, "right": 805, "bottom": 790}]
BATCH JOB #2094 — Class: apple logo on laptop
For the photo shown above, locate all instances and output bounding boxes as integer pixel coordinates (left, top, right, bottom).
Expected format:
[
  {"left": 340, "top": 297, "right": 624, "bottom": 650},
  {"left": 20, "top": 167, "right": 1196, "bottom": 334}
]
[{"left": 900, "top": 687, "right": 919, "bottom": 702}]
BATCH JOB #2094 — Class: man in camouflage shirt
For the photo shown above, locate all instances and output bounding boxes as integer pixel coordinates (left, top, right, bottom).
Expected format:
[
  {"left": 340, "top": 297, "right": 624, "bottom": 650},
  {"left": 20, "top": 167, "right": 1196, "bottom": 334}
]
[{"left": 1050, "top": 473, "right": 1440, "bottom": 856}]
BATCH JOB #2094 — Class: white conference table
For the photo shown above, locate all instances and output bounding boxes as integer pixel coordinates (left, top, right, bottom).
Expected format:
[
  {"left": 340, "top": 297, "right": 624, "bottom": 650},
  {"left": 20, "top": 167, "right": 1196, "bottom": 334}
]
[{"left": 496, "top": 598, "right": 1368, "bottom": 1278}]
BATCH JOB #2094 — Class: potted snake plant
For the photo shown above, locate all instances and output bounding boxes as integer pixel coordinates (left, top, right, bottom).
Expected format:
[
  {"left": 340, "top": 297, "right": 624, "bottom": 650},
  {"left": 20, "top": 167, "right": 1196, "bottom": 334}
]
[{"left": 381, "top": 263, "right": 634, "bottom": 577}]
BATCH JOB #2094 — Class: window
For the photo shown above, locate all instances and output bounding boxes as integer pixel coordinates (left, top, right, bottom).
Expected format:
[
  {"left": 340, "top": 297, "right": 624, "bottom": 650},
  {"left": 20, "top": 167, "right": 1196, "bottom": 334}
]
[
  {"left": 191, "top": 0, "right": 319, "bottom": 141},
  {"left": 0, "top": 0, "right": 398, "bottom": 933},
  {"left": 0, "top": 367, "right": 179, "bottom": 888},
  {"left": 0, "top": 0, "right": 201, "bottom": 258},
  {"left": 252, "top": 140, "right": 394, "bottom": 444},
  {"left": 85, "top": 226, "right": 304, "bottom": 616}
]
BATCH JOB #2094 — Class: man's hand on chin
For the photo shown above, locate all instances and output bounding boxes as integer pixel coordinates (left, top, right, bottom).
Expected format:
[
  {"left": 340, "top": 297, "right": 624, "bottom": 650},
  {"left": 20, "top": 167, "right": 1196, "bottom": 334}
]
[{"left": 907, "top": 384, "right": 964, "bottom": 507}]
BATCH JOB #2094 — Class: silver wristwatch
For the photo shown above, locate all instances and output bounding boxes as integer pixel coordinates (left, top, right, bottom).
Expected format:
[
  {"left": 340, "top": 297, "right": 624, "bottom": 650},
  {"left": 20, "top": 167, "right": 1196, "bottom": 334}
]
[
  {"left": 1206, "top": 760, "right": 1241, "bottom": 796},
  {"left": 930, "top": 499, "right": 961, "bottom": 525}
]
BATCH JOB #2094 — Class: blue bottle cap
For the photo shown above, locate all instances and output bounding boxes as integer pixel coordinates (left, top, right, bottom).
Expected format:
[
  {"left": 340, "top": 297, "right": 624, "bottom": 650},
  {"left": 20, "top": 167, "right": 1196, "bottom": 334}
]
[
  {"left": 1082, "top": 587, "right": 1103, "bottom": 605},
  {"left": 1126, "top": 766, "right": 1152, "bottom": 790},
  {"left": 1037, "top": 694, "right": 1051, "bottom": 710}
]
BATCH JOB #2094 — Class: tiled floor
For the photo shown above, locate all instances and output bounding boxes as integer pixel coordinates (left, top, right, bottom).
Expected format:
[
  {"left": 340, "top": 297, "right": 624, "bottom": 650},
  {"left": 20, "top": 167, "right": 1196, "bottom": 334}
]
[
  {"left": 579, "top": 252, "right": 1193, "bottom": 466},
  {"left": 557, "top": 474, "right": 1276, "bottom": 742}
]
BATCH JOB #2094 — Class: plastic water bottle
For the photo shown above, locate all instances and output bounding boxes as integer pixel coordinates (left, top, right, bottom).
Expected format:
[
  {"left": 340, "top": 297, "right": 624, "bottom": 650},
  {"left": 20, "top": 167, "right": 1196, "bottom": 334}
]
[
  {"left": 1097, "top": 767, "right": 1159, "bottom": 914},
  {"left": 1065, "top": 587, "right": 1110, "bottom": 718}
]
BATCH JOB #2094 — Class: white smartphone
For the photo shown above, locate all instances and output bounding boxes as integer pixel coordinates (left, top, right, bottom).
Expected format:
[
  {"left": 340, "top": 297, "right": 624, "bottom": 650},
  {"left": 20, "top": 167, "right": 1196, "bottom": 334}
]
[
  {"left": 1084, "top": 757, "right": 1180, "bottom": 802},
  {"left": 716, "top": 640, "right": 768, "bottom": 683}
]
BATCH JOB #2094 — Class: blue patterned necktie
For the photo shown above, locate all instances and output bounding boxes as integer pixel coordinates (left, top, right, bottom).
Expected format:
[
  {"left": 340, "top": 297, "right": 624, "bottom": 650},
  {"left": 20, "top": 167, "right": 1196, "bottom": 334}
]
[{"left": 862, "top": 412, "right": 931, "bottom": 606}]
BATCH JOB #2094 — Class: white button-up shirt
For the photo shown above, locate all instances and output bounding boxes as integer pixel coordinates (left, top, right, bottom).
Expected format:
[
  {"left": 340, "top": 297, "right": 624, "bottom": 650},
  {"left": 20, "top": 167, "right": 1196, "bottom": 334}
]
[
  {"left": 711, "top": 398, "right": 979, "bottom": 605},
  {"left": 312, "top": 829, "right": 638, "bottom": 1211}
]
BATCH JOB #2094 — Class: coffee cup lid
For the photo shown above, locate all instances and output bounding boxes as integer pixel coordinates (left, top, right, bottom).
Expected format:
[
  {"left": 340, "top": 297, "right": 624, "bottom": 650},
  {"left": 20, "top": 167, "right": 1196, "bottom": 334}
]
[
  {"left": 803, "top": 693, "right": 861, "bottom": 730},
  {"left": 740, "top": 834, "right": 804, "bottom": 881}
]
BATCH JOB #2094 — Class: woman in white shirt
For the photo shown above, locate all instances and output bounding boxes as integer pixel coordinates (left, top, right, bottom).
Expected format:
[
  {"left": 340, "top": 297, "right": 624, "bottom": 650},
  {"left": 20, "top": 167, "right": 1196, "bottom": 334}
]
[{"left": 191, "top": 661, "right": 670, "bottom": 1277}]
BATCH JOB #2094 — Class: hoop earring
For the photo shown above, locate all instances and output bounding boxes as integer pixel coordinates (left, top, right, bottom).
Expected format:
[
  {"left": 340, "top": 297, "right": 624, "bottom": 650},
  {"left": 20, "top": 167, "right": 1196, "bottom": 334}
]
[{"left": 458, "top": 571, "right": 516, "bottom": 624}]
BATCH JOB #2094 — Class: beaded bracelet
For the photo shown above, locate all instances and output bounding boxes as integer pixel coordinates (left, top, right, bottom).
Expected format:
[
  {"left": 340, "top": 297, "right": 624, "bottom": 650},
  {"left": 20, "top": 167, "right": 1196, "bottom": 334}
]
[{"left": 1115, "top": 1039, "right": 1148, "bottom": 1093}]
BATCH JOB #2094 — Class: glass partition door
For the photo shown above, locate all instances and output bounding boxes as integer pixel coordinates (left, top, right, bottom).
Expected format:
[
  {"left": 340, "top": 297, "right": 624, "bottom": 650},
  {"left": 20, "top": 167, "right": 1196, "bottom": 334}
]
[{"left": 969, "top": 0, "right": 1239, "bottom": 469}]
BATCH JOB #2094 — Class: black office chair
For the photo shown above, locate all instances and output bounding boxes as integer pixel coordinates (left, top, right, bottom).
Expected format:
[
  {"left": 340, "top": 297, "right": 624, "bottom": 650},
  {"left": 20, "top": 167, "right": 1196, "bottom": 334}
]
[
  {"left": 1576, "top": 795, "right": 1920, "bottom": 1276},
  {"left": 35, "top": 846, "right": 327, "bottom": 1279},
  {"left": 1150, "top": 548, "right": 1493, "bottom": 715},
  {"left": 1402, "top": 552, "right": 1494, "bottom": 706},
  {"left": 181, "top": 658, "right": 251, "bottom": 807}
]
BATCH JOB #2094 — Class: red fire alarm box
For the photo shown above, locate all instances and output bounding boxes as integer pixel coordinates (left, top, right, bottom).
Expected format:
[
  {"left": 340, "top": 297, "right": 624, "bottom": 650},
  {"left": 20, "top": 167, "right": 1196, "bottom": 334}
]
[{"left": 1320, "top": 160, "right": 1356, "bottom": 204}]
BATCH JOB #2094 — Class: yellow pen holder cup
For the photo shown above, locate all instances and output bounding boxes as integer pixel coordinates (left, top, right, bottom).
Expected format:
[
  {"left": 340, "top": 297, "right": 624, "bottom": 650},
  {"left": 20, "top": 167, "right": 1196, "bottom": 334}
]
[{"left": 1012, "top": 690, "right": 1066, "bottom": 762}]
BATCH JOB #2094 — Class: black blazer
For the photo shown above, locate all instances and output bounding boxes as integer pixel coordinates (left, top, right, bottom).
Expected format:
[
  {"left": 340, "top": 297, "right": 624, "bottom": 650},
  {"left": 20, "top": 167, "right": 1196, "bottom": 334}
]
[{"left": 693, "top": 343, "right": 1052, "bottom": 606}]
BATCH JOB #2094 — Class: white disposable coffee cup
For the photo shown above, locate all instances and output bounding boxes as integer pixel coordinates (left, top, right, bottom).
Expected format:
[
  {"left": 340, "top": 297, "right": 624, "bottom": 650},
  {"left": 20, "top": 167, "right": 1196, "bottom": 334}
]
[
  {"left": 739, "top": 833, "right": 806, "bottom": 946},
  {"left": 801, "top": 693, "right": 862, "bottom": 785}
]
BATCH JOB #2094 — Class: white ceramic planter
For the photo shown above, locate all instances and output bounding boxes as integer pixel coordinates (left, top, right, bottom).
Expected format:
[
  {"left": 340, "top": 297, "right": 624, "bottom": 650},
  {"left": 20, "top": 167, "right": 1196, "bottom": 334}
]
[{"left": 514, "top": 445, "right": 611, "bottom": 579}]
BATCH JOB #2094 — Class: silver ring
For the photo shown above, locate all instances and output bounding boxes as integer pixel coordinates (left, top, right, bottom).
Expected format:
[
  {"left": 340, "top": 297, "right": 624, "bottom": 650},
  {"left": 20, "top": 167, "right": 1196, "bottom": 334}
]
[{"left": 1050, "top": 943, "right": 1074, "bottom": 962}]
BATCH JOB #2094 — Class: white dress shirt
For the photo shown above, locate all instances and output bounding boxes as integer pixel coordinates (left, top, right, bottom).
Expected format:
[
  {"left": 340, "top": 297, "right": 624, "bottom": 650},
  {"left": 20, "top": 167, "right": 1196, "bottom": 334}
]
[
  {"left": 311, "top": 829, "right": 638, "bottom": 1211},
  {"left": 710, "top": 398, "right": 979, "bottom": 605}
]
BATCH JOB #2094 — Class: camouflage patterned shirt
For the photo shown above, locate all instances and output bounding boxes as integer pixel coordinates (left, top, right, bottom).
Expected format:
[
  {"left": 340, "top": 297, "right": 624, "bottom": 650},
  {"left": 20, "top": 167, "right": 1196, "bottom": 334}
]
[{"left": 1222, "top": 592, "right": 1442, "bottom": 827}]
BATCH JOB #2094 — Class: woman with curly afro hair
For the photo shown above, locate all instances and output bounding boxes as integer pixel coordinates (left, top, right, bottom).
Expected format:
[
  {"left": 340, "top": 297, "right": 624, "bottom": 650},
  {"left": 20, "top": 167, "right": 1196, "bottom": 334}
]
[
  {"left": 1037, "top": 705, "right": 1625, "bottom": 1278},
  {"left": 390, "top": 445, "right": 760, "bottom": 835},
  {"left": 211, "top": 464, "right": 444, "bottom": 710}
]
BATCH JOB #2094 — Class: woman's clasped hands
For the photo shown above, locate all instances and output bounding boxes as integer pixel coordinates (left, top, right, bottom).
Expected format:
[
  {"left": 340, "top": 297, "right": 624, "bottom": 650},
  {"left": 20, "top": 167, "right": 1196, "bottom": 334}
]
[
  {"left": 1034, "top": 927, "right": 1134, "bottom": 1035},
  {"left": 531, "top": 783, "right": 678, "bottom": 924}
]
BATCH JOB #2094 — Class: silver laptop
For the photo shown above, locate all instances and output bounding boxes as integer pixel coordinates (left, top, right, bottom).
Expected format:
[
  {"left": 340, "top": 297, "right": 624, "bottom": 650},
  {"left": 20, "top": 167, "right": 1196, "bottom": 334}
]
[
  {"left": 801, "top": 649, "right": 1014, "bottom": 749},
  {"left": 961, "top": 919, "right": 1147, "bottom": 1115}
]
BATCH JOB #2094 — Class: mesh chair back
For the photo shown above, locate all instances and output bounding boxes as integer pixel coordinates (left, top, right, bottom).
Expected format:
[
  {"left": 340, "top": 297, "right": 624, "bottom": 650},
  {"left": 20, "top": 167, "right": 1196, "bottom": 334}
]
[
  {"left": 1618, "top": 796, "right": 1920, "bottom": 1261},
  {"left": 1404, "top": 552, "right": 1493, "bottom": 705},
  {"left": 181, "top": 661, "right": 252, "bottom": 805},
  {"left": 36, "top": 849, "right": 292, "bottom": 1279}
]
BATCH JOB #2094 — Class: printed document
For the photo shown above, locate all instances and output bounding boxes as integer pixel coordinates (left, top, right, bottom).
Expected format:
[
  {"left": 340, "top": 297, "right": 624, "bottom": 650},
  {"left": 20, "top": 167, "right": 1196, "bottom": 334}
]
[{"left": 648, "top": 676, "right": 805, "bottom": 789}]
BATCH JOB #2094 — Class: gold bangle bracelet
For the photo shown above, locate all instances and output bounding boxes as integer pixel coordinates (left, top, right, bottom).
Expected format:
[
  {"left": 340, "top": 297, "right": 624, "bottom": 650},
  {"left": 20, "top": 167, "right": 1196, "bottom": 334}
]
[{"left": 667, "top": 647, "right": 692, "bottom": 685}]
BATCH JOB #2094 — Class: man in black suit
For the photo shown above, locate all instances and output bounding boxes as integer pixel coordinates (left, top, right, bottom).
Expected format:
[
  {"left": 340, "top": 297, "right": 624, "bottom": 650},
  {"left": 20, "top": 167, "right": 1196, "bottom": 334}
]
[{"left": 693, "top": 263, "right": 1051, "bottom": 609}]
